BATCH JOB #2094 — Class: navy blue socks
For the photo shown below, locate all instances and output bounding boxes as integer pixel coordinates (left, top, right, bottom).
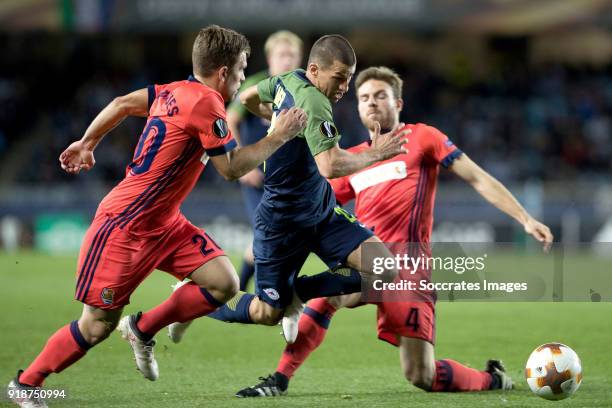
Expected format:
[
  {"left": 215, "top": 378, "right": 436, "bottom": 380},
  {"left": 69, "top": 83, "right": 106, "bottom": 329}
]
[
  {"left": 208, "top": 291, "right": 254, "bottom": 324},
  {"left": 294, "top": 267, "right": 362, "bottom": 302}
]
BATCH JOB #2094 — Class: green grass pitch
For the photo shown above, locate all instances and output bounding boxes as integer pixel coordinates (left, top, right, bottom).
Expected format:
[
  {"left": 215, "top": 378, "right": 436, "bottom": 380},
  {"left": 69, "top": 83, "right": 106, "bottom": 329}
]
[{"left": 1, "top": 251, "right": 611, "bottom": 407}]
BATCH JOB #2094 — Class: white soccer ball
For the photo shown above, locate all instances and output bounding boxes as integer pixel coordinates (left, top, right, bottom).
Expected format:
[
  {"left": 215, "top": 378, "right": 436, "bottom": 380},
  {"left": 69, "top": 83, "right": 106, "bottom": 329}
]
[{"left": 525, "top": 343, "right": 582, "bottom": 400}]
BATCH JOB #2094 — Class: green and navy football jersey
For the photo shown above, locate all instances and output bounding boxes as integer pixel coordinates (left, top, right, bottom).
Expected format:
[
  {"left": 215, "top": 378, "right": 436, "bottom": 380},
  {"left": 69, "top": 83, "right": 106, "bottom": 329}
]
[{"left": 255, "top": 69, "right": 340, "bottom": 228}]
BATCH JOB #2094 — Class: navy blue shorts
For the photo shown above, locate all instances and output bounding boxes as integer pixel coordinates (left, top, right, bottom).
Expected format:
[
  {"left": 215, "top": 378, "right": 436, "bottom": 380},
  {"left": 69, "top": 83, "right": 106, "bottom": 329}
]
[
  {"left": 253, "top": 206, "right": 374, "bottom": 308},
  {"left": 241, "top": 185, "right": 263, "bottom": 227}
]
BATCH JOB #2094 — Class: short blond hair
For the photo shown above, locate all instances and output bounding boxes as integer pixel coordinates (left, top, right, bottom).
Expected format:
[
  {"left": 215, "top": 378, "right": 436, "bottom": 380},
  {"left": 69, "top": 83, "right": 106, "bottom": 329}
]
[
  {"left": 264, "top": 30, "right": 303, "bottom": 57},
  {"left": 356, "top": 66, "right": 403, "bottom": 100}
]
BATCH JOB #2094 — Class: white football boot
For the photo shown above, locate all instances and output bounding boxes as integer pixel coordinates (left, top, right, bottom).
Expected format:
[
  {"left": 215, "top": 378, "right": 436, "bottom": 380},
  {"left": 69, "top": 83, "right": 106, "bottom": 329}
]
[
  {"left": 281, "top": 290, "right": 305, "bottom": 343},
  {"left": 7, "top": 372, "right": 48, "bottom": 408},
  {"left": 117, "top": 314, "right": 159, "bottom": 381}
]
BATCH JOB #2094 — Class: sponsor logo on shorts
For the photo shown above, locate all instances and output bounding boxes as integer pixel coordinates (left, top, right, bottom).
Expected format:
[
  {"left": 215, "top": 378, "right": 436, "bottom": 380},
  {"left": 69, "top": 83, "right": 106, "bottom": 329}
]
[
  {"left": 263, "top": 288, "right": 280, "bottom": 300},
  {"left": 100, "top": 288, "right": 115, "bottom": 305},
  {"left": 212, "top": 118, "right": 229, "bottom": 138}
]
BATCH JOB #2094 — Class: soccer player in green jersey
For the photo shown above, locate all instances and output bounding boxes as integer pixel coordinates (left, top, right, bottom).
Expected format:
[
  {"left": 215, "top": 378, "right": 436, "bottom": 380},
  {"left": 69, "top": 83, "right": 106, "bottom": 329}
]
[
  {"left": 168, "top": 35, "right": 410, "bottom": 347},
  {"left": 227, "top": 31, "right": 303, "bottom": 293}
]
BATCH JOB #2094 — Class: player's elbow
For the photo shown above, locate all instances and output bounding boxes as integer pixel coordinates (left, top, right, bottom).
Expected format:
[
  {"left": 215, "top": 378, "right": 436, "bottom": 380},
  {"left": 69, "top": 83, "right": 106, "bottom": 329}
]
[
  {"left": 111, "top": 96, "right": 130, "bottom": 115},
  {"left": 239, "top": 92, "right": 248, "bottom": 106},
  {"left": 319, "top": 166, "right": 334, "bottom": 179},
  {"left": 471, "top": 176, "right": 496, "bottom": 198},
  {"left": 239, "top": 92, "right": 255, "bottom": 108},
  {"left": 319, "top": 154, "right": 350, "bottom": 179},
  {"left": 225, "top": 165, "right": 250, "bottom": 182},
  {"left": 318, "top": 161, "right": 338, "bottom": 179},
  {"left": 212, "top": 153, "right": 244, "bottom": 181},
  {"left": 219, "top": 169, "right": 240, "bottom": 182}
]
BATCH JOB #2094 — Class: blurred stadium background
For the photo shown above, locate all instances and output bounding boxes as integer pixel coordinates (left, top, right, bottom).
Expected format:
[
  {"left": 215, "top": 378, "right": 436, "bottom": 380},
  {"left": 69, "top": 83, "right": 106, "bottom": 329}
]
[
  {"left": 1, "top": 1, "right": 612, "bottom": 407},
  {"left": 0, "top": 0, "right": 611, "bottom": 254}
]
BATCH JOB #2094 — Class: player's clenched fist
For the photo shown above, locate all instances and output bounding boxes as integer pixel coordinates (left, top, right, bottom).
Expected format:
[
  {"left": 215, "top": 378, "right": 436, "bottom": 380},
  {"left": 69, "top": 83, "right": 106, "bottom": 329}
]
[
  {"left": 270, "top": 107, "right": 308, "bottom": 142},
  {"left": 59, "top": 140, "right": 95, "bottom": 174},
  {"left": 371, "top": 121, "right": 411, "bottom": 161}
]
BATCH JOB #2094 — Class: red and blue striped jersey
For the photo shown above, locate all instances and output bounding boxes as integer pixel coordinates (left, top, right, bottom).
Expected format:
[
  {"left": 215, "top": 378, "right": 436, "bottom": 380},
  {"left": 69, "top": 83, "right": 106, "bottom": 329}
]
[
  {"left": 329, "top": 123, "right": 462, "bottom": 244},
  {"left": 96, "top": 76, "right": 236, "bottom": 236}
]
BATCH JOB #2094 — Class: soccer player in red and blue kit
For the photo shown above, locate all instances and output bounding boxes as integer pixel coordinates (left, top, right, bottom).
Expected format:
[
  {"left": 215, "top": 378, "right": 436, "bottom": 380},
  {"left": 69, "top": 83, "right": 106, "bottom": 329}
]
[
  {"left": 7, "top": 25, "right": 308, "bottom": 408},
  {"left": 235, "top": 66, "right": 554, "bottom": 397}
]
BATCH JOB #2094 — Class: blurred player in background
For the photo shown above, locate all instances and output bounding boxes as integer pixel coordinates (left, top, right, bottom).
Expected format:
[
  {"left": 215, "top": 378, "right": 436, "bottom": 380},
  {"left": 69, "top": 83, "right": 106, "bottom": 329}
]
[
  {"left": 7, "top": 25, "right": 307, "bottom": 408},
  {"left": 227, "top": 30, "right": 303, "bottom": 292},
  {"left": 234, "top": 66, "right": 553, "bottom": 397}
]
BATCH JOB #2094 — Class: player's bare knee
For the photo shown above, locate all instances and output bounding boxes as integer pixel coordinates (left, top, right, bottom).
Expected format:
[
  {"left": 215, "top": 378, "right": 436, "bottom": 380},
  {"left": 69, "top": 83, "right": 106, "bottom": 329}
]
[
  {"left": 80, "top": 318, "right": 117, "bottom": 345},
  {"left": 368, "top": 240, "right": 399, "bottom": 282},
  {"left": 250, "top": 302, "right": 282, "bottom": 325},
  {"left": 260, "top": 314, "right": 281, "bottom": 326},
  {"left": 410, "top": 376, "right": 433, "bottom": 391},
  {"left": 327, "top": 293, "right": 360, "bottom": 309},
  {"left": 327, "top": 296, "right": 344, "bottom": 309},
  {"left": 219, "top": 273, "right": 240, "bottom": 302},
  {"left": 206, "top": 272, "right": 239, "bottom": 303},
  {"left": 190, "top": 256, "right": 239, "bottom": 302},
  {"left": 78, "top": 305, "right": 121, "bottom": 345},
  {"left": 405, "top": 365, "right": 434, "bottom": 391},
  {"left": 377, "top": 265, "right": 398, "bottom": 283},
  {"left": 259, "top": 309, "right": 282, "bottom": 326}
]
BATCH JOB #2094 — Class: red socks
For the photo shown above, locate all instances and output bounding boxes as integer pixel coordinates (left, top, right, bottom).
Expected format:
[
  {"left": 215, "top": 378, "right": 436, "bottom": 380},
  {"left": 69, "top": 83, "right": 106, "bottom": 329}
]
[
  {"left": 277, "top": 298, "right": 336, "bottom": 378},
  {"left": 431, "top": 359, "right": 492, "bottom": 391},
  {"left": 20, "top": 321, "right": 90, "bottom": 387},
  {"left": 274, "top": 298, "right": 492, "bottom": 392},
  {"left": 17, "top": 294, "right": 491, "bottom": 393},
  {"left": 137, "top": 282, "right": 223, "bottom": 336},
  {"left": 19, "top": 283, "right": 222, "bottom": 387}
]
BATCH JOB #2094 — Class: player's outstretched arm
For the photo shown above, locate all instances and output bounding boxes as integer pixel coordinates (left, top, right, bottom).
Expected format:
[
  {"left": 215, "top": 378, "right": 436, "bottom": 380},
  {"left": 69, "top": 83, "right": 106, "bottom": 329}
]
[
  {"left": 59, "top": 88, "right": 149, "bottom": 174},
  {"left": 210, "top": 107, "right": 307, "bottom": 181},
  {"left": 449, "top": 153, "right": 554, "bottom": 249},
  {"left": 314, "top": 122, "right": 410, "bottom": 179},
  {"left": 239, "top": 85, "right": 273, "bottom": 121},
  {"left": 226, "top": 108, "right": 264, "bottom": 188}
]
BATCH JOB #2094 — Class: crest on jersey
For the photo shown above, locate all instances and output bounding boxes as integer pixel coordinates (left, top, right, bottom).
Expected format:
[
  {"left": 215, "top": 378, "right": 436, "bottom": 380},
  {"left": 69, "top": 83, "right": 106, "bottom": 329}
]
[
  {"left": 212, "top": 118, "right": 229, "bottom": 138},
  {"left": 445, "top": 139, "right": 455, "bottom": 147},
  {"left": 319, "top": 121, "right": 338, "bottom": 139},
  {"left": 100, "top": 288, "right": 115, "bottom": 305},
  {"left": 263, "top": 288, "right": 280, "bottom": 301}
]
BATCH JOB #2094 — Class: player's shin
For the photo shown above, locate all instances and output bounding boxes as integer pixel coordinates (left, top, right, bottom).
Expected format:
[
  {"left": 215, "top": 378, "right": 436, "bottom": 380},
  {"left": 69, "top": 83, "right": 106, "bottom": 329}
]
[
  {"left": 294, "top": 267, "right": 362, "bottom": 302},
  {"left": 431, "top": 359, "right": 493, "bottom": 392},
  {"left": 239, "top": 261, "right": 255, "bottom": 291},
  {"left": 276, "top": 297, "right": 337, "bottom": 379},
  {"left": 207, "top": 291, "right": 255, "bottom": 324},
  {"left": 137, "top": 282, "right": 224, "bottom": 337},
  {"left": 19, "top": 321, "right": 91, "bottom": 387}
]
